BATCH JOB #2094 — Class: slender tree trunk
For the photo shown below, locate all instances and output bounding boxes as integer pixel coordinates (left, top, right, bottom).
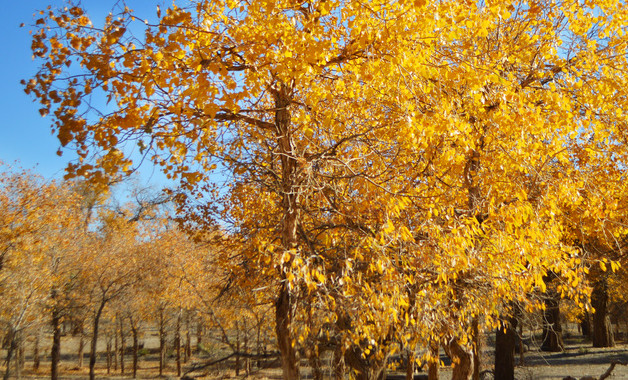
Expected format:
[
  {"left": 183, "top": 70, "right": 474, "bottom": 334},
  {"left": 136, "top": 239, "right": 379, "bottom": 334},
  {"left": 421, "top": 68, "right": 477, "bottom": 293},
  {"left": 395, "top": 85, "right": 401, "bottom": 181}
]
[
  {"left": 428, "top": 339, "right": 439, "bottom": 380},
  {"left": 159, "top": 311, "right": 166, "bottom": 376},
  {"left": 444, "top": 338, "right": 474, "bottom": 380},
  {"left": 119, "top": 317, "right": 126, "bottom": 374},
  {"left": 185, "top": 315, "right": 191, "bottom": 362},
  {"left": 196, "top": 317, "right": 203, "bottom": 353},
  {"left": 17, "top": 337, "right": 24, "bottom": 379},
  {"left": 131, "top": 322, "right": 139, "bottom": 378},
  {"left": 592, "top": 278, "right": 615, "bottom": 347},
  {"left": 89, "top": 300, "right": 107, "bottom": 380},
  {"left": 175, "top": 311, "right": 182, "bottom": 377},
  {"left": 33, "top": 332, "right": 40, "bottom": 371},
  {"left": 106, "top": 337, "right": 112, "bottom": 374},
  {"left": 235, "top": 320, "right": 241, "bottom": 376},
  {"left": 51, "top": 304, "right": 62, "bottom": 380},
  {"left": 256, "top": 321, "right": 262, "bottom": 369},
  {"left": 3, "top": 328, "right": 16, "bottom": 380},
  {"left": 541, "top": 289, "right": 564, "bottom": 352},
  {"left": 78, "top": 332, "right": 85, "bottom": 368},
  {"left": 244, "top": 319, "right": 250, "bottom": 377},
  {"left": 114, "top": 330, "right": 119, "bottom": 372},
  {"left": 495, "top": 315, "right": 518, "bottom": 380}
]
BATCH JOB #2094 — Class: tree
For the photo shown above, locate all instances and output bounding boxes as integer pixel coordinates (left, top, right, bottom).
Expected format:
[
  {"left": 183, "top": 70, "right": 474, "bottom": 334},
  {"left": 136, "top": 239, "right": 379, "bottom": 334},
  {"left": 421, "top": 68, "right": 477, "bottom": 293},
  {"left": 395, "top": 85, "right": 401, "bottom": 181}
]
[
  {"left": 25, "top": 1, "right": 628, "bottom": 379},
  {"left": 0, "top": 164, "right": 85, "bottom": 380}
]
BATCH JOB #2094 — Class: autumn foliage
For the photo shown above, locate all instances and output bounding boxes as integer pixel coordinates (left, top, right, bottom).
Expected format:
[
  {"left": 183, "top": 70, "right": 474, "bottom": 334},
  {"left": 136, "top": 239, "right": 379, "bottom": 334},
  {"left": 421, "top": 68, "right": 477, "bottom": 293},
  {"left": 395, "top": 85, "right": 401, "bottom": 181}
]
[{"left": 17, "top": 0, "right": 628, "bottom": 379}]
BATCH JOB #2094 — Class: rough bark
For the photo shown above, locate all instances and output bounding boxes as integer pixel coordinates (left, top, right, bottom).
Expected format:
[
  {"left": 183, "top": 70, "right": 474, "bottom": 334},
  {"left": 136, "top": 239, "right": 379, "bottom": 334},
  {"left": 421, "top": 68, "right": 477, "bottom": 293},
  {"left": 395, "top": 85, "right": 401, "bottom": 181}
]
[
  {"left": 494, "top": 316, "right": 518, "bottom": 380},
  {"left": 444, "top": 338, "right": 474, "bottom": 380},
  {"left": 592, "top": 278, "right": 615, "bottom": 348}
]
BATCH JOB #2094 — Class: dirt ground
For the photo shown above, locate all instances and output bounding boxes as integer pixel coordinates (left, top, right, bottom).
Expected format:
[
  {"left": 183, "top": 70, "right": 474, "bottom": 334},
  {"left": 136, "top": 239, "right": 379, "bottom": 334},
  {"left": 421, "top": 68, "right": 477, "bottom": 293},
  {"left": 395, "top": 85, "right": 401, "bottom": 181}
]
[{"left": 5, "top": 331, "right": 628, "bottom": 379}]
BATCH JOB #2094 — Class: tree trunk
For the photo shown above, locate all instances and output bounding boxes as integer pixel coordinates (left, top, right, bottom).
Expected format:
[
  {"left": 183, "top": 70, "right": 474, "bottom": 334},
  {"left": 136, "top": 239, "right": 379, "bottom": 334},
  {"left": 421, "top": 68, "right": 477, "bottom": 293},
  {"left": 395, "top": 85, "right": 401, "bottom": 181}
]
[
  {"left": 89, "top": 300, "right": 107, "bottom": 380},
  {"left": 235, "top": 320, "right": 241, "bottom": 376},
  {"left": 333, "top": 346, "right": 345, "bottom": 380},
  {"left": 119, "top": 317, "right": 126, "bottom": 374},
  {"left": 159, "top": 311, "right": 166, "bottom": 376},
  {"left": 444, "top": 338, "right": 474, "bottom": 380},
  {"left": 175, "top": 311, "right": 182, "bottom": 377},
  {"left": 541, "top": 290, "right": 564, "bottom": 352},
  {"left": 275, "top": 85, "right": 300, "bottom": 380},
  {"left": 580, "top": 312, "right": 591, "bottom": 339},
  {"left": 592, "top": 278, "right": 615, "bottom": 348},
  {"left": 405, "top": 347, "right": 415, "bottom": 380},
  {"left": 114, "top": 330, "right": 119, "bottom": 372},
  {"left": 196, "top": 317, "right": 203, "bottom": 353},
  {"left": 131, "top": 322, "right": 139, "bottom": 378},
  {"left": 472, "top": 318, "right": 480, "bottom": 380},
  {"left": 78, "top": 332, "right": 85, "bottom": 368},
  {"left": 33, "top": 332, "right": 40, "bottom": 371},
  {"left": 106, "top": 337, "right": 112, "bottom": 374},
  {"left": 3, "top": 328, "right": 16, "bottom": 380},
  {"left": 494, "top": 316, "right": 518, "bottom": 380},
  {"left": 428, "top": 339, "right": 439, "bottom": 380},
  {"left": 185, "top": 315, "right": 191, "bottom": 362},
  {"left": 51, "top": 305, "right": 62, "bottom": 380}
]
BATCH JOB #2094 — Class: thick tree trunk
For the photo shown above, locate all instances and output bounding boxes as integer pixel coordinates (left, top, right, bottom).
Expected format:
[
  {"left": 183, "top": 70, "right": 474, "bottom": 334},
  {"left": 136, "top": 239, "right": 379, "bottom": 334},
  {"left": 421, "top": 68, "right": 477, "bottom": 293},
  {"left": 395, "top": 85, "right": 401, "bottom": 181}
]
[
  {"left": 495, "top": 316, "right": 518, "bottom": 380},
  {"left": 592, "top": 278, "right": 615, "bottom": 347},
  {"left": 89, "top": 300, "right": 107, "bottom": 380},
  {"left": 428, "top": 339, "right": 439, "bottom": 380},
  {"left": 541, "top": 290, "right": 564, "bottom": 352},
  {"left": 51, "top": 305, "right": 62, "bottom": 380},
  {"left": 344, "top": 345, "right": 388, "bottom": 380},
  {"left": 405, "top": 347, "right": 415, "bottom": 380},
  {"left": 275, "top": 85, "right": 300, "bottom": 380},
  {"left": 444, "top": 338, "right": 474, "bottom": 380}
]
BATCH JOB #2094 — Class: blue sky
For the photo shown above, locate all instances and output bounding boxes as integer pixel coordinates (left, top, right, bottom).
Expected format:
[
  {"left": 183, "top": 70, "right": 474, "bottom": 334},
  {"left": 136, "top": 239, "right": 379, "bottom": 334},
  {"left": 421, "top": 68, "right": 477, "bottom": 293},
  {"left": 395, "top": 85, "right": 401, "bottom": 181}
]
[{"left": 0, "top": 1, "right": 166, "bottom": 185}]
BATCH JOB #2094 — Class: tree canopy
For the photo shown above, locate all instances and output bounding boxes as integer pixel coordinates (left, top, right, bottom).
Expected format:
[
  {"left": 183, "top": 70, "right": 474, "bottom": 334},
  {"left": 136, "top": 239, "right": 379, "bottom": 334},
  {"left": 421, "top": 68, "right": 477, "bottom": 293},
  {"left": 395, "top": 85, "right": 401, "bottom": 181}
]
[{"left": 24, "top": 1, "right": 628, "bottom": 379}]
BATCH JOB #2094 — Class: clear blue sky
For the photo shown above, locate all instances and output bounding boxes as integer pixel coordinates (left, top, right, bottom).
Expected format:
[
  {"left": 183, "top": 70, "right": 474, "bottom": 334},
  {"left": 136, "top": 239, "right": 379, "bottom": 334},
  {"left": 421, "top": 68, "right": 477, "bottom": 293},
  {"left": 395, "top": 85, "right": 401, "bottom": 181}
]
[{"left": 0, "top": 1, "right": 166, "bottom": 185}]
